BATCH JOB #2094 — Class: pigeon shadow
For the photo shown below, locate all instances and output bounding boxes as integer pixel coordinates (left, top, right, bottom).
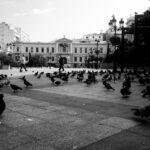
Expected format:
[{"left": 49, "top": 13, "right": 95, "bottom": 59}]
[{"left": 131, "top": 116, "right": 150, "bottom": 125}]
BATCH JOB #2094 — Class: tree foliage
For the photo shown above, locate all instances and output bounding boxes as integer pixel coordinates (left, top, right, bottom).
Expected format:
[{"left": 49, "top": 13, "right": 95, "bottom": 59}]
[
  {"left": 27, "top": 54, "right": 46, "bottom": 67},
  {"left": 134, "top": 9, "right": 150, "bottom": 66},
  {"left": 0, "top": 53, "right": 13, "bottom": 65},
  {"left": 109, "top": 36, "right": 121, "bottom": 47}
]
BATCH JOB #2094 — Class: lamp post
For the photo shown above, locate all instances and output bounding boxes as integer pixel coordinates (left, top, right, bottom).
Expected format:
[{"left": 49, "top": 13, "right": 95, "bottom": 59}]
[
  {"left": 88, "top": 50, "right": 93, "bottom": 68},
  {"left": 95, "top": 39, "right": 100, "bottom": 69},
  {"left": 109, "top": 15, "right": 118, "bottom": 73},
  {"left": 119, "top": 18, "right": 125, "bottom": 72},
  {"left": 109, "top": 15, "right": 127, "bottom": 73},
  {"left": 48, "top": 52, "right": 51, "bottom": 68}
]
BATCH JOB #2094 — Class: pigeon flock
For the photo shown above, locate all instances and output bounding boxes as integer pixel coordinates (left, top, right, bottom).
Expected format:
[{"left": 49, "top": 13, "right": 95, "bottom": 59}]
[{"left": 0, "top": 68, "right": 150, "bottom": 119}]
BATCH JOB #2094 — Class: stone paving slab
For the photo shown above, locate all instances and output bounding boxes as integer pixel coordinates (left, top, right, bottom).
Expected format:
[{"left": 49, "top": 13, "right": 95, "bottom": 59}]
[
  {"left": 0, "top": 67, "right": 103, "bottom": 78},
  {"left": 0, "top": 67, "right": 149, "bottom": 149},
  {"left": 79, "top": 130, "right": 150, "bottom": 150},
  {"left": 1, "top": 94, "right": 141, "bottom": 150},
  {"left": 32, "top": 84, "right": 150, "bottom": 107},
  {"left": 1, "top": 109, "right": 44, "bottom": 128},
  {"left": 8, "top": 140, "right": 56, "bottom": 150},
  {"left": 99, "top": 117, "right": 139, "bottom": 130},
  {"left": 0, "top": 128, "right": 34, "bottom": 150}
]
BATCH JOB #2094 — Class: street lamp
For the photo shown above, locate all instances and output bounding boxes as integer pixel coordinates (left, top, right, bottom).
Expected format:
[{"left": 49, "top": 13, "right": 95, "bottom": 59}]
[
  {"left": 95, "top": 39, "right": 100, "bottom": 69},
  {"left": 88, "top": 50, "right": 93, "bottom": 68},
  {"left": 109, "top": 16, "right": 127, "bottom": 72},
  {"left": 119, "top": 18, "right": 125, "bottom": 72},
  {"left": 109, "top": 15, "right": 118, "bottom": 73},
  {"left": 48, "top": 52, "right": 52, "bottom": 68}
]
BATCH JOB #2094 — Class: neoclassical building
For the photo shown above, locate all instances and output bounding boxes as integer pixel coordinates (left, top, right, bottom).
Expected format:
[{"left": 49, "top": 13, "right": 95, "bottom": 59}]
[{"left": 12, "top": 37, "right": 108, "bottom": 67}]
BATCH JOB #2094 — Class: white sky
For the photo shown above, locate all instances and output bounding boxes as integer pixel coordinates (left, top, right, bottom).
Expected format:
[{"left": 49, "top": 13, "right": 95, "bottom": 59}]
[{"left": 0, "top": 0, "right": 149, "bottom": 42}]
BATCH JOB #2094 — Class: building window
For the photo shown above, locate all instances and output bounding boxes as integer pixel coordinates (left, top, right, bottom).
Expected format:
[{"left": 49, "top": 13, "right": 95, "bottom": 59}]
[
  {"left": 80, "top": 48, "right": 82, "bottom": 53},
  {"left": 15, "top": 56, "right": 20, "bottom": 61},
  {"left": 25, "top": 47, "right": 28, "bottom": 52},
  {"left": 25, "top": 56, "right": 28, "bottom": 61},
  {"left": 100, "top": 47, "right": 103, "bottom": 53},
  {"left": 80, "top": 57, "right": 82, "bottom": 62},
  {"left": 41, "top": 47, "right": 44, "bottom": 53},
  {"left": 47, "top": 47, "right": 49, "bottom": 53},
  {"left": 74, "top": 48, "right": 77, "bottom": 53},
  {"left": 52, "top": 47, "right": 54, "bottom": 53},
  {"left": 52, "top": 57, "right": 54, "bottom": 61},
  {"left": 36, "top": 47, "right": 39, "bottom": 53},
  {"left": 90, "top": 47, "right": 93, "bottom": 51},
  {"left": 17, "top": 47, "right": 19, "bottom": 52},
  {"left": 31, "top": 47, "right": 33, "bottom": 53},
  {"left": 85, "top": 48, "right": 87, "bottom": 53},
  {"left": 74, "top": 57, "right": 77, "bottom": 62}
]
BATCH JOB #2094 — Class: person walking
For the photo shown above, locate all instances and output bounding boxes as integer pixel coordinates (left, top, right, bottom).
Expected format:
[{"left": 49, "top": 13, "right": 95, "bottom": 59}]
[
  {"left": 20, "top": 55, "right": 27, "bottom": 72},
  {"left": 58, "top": 56, "right": 64, "bottom": 73},
  {"left": 48, "top": 58, "right": 51, "bottom": 69}
]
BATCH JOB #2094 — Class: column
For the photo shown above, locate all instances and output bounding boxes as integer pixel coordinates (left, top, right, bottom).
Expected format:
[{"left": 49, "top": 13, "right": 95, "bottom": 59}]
[
  {"left": 56, "top": 43, "right": 59, "bottom": 53},
  {"left": 70, "top": 43, "right": 73, "bottom": 53}
]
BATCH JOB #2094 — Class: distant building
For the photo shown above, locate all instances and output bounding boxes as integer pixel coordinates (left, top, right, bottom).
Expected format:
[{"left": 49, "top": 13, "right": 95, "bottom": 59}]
[
  {"left": 83, "top": 32, "right": 104, "bottom": 41},
  {"left": 0, "top": 22, "right": 30, "bottom": 54},
  {"left": 14, "top": 27, "right": 30, "bottom": 42},
  {"left": 125, "top": 15, "right": 135, "bottom": 42},
  {"left": 104, "top": 28, "right": 121, "bottom": 54},
  {"left": 0, "top": 22, "right": 15, "bottom": 52},
  {"left": 126, "top": 15, "right": 135, "bottom": 27},
  {"left": 12, "top": 37, "right": 108, "bottom": 67}
]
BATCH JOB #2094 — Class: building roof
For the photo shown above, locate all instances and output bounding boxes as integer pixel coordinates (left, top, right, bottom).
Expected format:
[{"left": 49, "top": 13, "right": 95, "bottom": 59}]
[
  {"left": 55, "top": 37, "right": 72, "bottom": 43},
  {"left": 13, "top": 37, "right": 107, "bottom": 45}
]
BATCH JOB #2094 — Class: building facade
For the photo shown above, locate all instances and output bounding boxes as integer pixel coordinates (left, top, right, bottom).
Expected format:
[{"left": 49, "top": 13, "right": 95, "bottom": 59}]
[
  {"left": 125, "top": 15, "right": 135, "bottom": 42},
  {"left": 0, "top": 22, "right": 15, "bottom": 52},
  {"left": 0, "top": 22, "right": 30, "bottom": 54},
  {"left": 83, "top": 32, "right": 104, "bottom": 41},
  {"left": 12, "top": 37, "right": 108, "bottom": 67}
]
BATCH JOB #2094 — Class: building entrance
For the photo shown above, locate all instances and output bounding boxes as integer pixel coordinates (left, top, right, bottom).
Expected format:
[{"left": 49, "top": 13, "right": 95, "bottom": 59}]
[{"left": 63, "top": 57, "right": 67, "bottom": 64}]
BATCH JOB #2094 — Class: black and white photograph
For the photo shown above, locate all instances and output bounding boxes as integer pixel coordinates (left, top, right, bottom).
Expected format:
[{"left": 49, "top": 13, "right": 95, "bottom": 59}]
[{"left": 0, "top": 0, "right": 150, "bottom": 149}]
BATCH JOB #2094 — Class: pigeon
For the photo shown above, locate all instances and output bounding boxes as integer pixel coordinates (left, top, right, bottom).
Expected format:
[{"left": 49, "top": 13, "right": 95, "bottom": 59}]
[
  {"left": 46, "top": 73, "right": 51, "bottom": 78},
  {"left": 77, "top": 74, "right": 84, "bottom": 82},
  {"left": 117, "top": 72, "right": 121, "bottom": 80},
  {"left": 34, "top": 71, "right": 38, "bottom": 76},
  {"left": 19, "top": 76, "right": 32, "bottom": 88},
  {"left": 138, "top": 76, "right": 146, "bottom": 85},
  {"left": 10, "top": 84, "right": 22, "bottom": 92},
  {"left": 0, "top": 94, "right": 5, "bottom": 116},
  {"left": 0, "top": 74, "right": 7, "bottom": 80},
  {"left": 120, "top": 87, "right": 131, "bottom": 97},
  {"left": 123, "top": 77, "right": 131, "bottom": 89},
  {"left": 103, "top": 80, "right": 115, "bottom": 90},
  {"left": 60, "top": 73, "right": 70, "bottom": 82},
  {"left": 83, "top": 79, "right": 92, "bottom": 85},
  {"left": 70, "top": 71, "right": 77, "bottom": 78},
  {"left": 131, "top": 105, "right": 150, "bottom": 118},
  {"left": 4, "top": 79, "right": 10, "bottom": 86},
  {"left": 142, "top": 84, "right": 150, "bottom": 97},
  {"left": 37, "top": 72, "right": 44, "bottom": 79},
  {"left": 50, "top": 77, "right": 62, "bottom": 86},
  {"left": 142, "top": 90, "right": 150, "bottom": 98},
  {"left": 0, "top": 83, "right": 4, "bottom": 89}
]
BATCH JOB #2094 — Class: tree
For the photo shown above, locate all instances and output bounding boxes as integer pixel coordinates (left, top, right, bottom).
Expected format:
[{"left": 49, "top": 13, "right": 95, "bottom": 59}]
[
  {"left": 0, "top": 53, "right": 13, "bottom": 65},
  {"left": 108, "top": 36, "right": 121, "bottom": 72},
  {"left": 133, "top": 9, "right": 150, "bottom": 67},
  {"left": 109, "top": 36, "right": 121, "bottom": 47},
  {"left": 27, "top": 54, "right": 46, "bottom": 67},
  {"left": 108, "top": 35, "right": 134, "bottom": 70}
]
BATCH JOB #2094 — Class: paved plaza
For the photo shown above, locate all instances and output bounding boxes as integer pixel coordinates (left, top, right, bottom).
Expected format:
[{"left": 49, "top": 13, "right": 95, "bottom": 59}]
[{"left": 0, "top": 67, "right": 150, "bottom": 150}]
